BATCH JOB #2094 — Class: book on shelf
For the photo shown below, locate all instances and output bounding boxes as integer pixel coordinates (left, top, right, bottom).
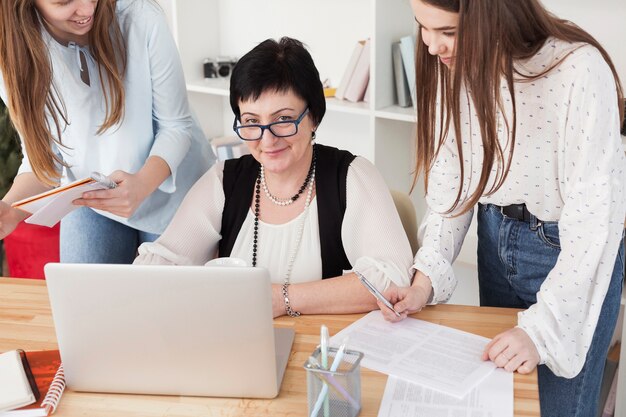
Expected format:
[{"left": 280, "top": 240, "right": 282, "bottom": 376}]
[
  {"left": 11, "top": 172, "right": 117, "bottom": 228},
  {"left": 343, "top": 39, "right": 370, "bottom": 103},
  {"left": 0, "top": 350, "right": 65, "bottom": 417},
  {"left": 392, "top": 41, "right": 412, "bottom": 108},
  {"left": 399, "top": 35, "right": 417, "bottom": 110},
  {"left": 210, "top": 135, "right": 250, "bottom": 161},
  {"left": 363, "top": 81, "right": 370, "bottom": 103},
  {"left": 335, "top": 39, "right": 366, "bottom": 101}
]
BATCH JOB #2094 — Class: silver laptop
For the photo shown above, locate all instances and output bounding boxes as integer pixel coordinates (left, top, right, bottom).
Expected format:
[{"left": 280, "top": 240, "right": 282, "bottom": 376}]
[{"left": 44, "top": 263, "right": 294, "bottom": 398}]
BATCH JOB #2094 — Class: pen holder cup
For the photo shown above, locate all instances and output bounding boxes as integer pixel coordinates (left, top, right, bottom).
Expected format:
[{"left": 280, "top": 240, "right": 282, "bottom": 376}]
[{"left": 304, "top": 347, "right": 364, "bottom": 417}]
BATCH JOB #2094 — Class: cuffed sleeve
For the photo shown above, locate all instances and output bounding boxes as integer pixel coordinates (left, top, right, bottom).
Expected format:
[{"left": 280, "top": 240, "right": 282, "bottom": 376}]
[
  {"left": 411, "top": 114, "right": 474, "bottom": 304},
  {"left": 412, "top": 207, "right": 472, "bottom": 303}
]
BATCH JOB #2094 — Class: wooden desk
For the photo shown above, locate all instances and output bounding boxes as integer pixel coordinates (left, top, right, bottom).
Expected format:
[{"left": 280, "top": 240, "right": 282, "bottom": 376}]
[{"left": 0, "top": 278, "right": 539, "bottom": 416}]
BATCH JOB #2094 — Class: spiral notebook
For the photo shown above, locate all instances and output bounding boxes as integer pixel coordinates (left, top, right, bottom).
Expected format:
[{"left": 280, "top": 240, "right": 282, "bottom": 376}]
[{"left": 0, "top": 350, "right": 66, "bottom": 417}]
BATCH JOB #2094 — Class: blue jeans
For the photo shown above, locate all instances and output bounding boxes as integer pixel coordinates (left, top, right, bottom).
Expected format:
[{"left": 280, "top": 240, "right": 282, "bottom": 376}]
[
  {"left": 60, "top": 207, "right": 159, "bottom": 264},
  {"left": 477, "top": 203, "right": 624, "bottom": 417}
]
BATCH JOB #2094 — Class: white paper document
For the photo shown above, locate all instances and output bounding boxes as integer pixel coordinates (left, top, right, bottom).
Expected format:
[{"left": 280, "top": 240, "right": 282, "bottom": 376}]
[
  {"left": 329, "top": 311, "right": 496, "bottom": 398},
  {"left": 378, "top": 369, "right": 513, "bottom": 417},
  {"left": 12, "top": 174, "right": 116, "bottom": 227}
]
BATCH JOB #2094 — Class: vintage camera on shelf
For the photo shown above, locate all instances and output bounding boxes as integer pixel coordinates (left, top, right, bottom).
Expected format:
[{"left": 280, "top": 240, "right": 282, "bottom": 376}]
[{"left": 203, "top": 57, "right": 238, "bottom": 79}]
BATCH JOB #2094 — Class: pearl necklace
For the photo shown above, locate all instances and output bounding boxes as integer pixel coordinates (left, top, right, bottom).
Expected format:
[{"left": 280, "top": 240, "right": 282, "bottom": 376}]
[
  {"left": 252, "top": 162, "right": 316, "bottom": 269},
  {"left": 260, "top": 150, "right": 316, "bottom": 206},
  {"left": 281, "top": 166, "right": 315, "bottom": 279},
  {"left": 253, "top": 146, "right": 317, "bottom": 317}
]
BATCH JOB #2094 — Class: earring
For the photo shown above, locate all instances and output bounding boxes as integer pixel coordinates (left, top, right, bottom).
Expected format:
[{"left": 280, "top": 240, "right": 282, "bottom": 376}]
[{"left": 311, "top": 131, "right": 316, "bottom": 141}]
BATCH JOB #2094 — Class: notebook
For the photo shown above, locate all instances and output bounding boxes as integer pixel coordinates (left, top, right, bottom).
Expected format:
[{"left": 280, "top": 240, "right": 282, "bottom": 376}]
[
  {"left": 11, "top": 172, "right": 116, "bottom": 227},
  {"left": 0, "top": 350, "right": 38, "bottom": 412},
  {"left": 44, "top": 263, "right": 295, "bottom": 399},
  {"left": 0, "top": 350, "right": 65, "bottom": 416}
]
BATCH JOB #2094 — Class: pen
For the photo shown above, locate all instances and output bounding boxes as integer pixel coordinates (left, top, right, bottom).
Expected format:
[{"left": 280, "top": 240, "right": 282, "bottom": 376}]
[
  {"left": 307, "top": 356, "right": 360, "bottom": 410},
  {"left": 310, "top": 339, "right": 349, "bottom": 417},
  {"left": 355, "top": 271, "right": 401, "bottom": 317},
  {"left": 90, "top": 171, "right": 117, "bottom": 189},
  {"left": 320, "top": 325, "right": 330, "bottom": 417}
]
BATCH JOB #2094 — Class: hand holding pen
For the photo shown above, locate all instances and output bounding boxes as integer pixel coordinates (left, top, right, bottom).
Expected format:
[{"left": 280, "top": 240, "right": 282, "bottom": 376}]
[
  {"left": 354, "top": 271, "right": 401, "bottom": 318},
  {"left": 378, "top": 270, "right": 434, "bottom": 323}
]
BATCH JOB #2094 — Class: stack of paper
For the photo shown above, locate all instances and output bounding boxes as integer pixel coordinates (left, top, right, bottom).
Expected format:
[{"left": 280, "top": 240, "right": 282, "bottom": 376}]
[
  {"left": 329, "top": 311, "right": 513, "bottom": 417},
  {"left": 380, "top": 371, "right": 513, "bottom": 417}
]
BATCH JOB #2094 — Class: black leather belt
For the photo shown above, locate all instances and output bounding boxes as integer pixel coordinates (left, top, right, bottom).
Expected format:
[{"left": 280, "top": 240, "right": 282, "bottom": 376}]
[{"left": 499, "top": 203, "right": 534, "bottom": 222}]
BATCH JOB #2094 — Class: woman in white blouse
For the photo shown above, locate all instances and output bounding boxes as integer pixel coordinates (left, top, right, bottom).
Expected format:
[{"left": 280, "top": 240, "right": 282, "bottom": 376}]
[
  {"left": 134, "top": 37, "right": 413, "bottom": 318},
  {"left": 380, "top": 1, "right": 625, "bottom": 416}
]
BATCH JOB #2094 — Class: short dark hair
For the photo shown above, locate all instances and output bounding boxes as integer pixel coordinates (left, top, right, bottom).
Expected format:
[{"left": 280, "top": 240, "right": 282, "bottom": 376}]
[{"left": 230, "top": 37, "right": 326, "bottom": 126}]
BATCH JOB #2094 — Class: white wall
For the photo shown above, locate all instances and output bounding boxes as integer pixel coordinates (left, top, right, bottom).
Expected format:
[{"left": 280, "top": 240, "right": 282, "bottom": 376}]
[
  {"left": 159, "top": 0, "right": 626, "bottom": 87},
  {"left": 542, "top": 0, "right": 626, "bottom": 84}
]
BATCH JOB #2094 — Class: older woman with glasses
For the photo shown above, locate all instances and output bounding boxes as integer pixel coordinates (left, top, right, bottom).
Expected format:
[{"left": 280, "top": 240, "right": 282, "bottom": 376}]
[{"left": 134, "top": 37, "right": 413, "bottom": 317}]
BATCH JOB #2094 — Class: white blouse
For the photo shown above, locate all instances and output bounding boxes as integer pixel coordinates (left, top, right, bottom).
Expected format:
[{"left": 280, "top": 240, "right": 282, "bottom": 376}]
[
  {"left": 415, "top": 37, "right": 625, "bottom": 377},
  {"left": 135, "top": 155, "right": 413, "bottom": 291}
]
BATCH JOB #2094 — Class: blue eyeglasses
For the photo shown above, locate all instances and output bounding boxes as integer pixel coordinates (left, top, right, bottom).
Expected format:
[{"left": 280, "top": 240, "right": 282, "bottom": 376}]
[{"left": 233, "top": 108, "right": 309, "bottom": 141}]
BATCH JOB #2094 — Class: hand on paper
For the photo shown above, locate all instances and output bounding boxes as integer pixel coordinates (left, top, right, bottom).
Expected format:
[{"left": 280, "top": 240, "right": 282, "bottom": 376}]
[
  {"left": 0, "top": 201, "right": 28, "bottom": 239},
  {"left": 379, "top": 270, "right": 432, "bottom": 322},
  {"left": 482, "top": 327, "right": 540, "bottom": 374},
  {"left": 73, "top": 170, "right": 151, "bottom": 218}
]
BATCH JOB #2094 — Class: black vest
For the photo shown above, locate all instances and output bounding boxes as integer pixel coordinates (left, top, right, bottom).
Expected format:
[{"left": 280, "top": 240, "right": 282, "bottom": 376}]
[{"left": 218, "top": 144, "right": 356, "bottom": 279}]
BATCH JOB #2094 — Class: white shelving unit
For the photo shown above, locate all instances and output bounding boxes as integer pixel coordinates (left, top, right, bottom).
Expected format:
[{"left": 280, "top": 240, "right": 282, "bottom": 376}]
[{"left": 161, "top": 0, "right": 427, "bottom": 217}]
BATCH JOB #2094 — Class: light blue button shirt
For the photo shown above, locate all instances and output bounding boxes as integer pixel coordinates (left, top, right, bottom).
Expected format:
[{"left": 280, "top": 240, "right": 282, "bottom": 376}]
[{"left": 0, "top": 0, "right": 215, "bottom": 234}]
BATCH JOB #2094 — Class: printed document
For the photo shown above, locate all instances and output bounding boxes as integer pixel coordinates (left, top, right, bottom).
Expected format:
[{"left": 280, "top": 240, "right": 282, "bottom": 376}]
[
  {"left": 329, "top": 311, "right": 496, "bottom": 398},
  {"left": 378, "top": 369, "right": 513, "bottom": 417}
]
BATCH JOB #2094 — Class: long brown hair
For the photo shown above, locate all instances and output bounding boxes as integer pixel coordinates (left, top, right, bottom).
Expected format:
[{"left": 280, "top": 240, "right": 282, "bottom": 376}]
[
  {"left": 0, "top": 0, "right": 126, "bottom": 185},
  {"left": 413, "top": 0, "right": 624, "bottom": 214}
]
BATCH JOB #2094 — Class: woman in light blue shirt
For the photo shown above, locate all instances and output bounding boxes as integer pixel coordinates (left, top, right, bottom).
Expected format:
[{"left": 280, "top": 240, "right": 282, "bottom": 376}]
[{"left": 0, "top": 0, "right": 214, "bottom": 263}]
